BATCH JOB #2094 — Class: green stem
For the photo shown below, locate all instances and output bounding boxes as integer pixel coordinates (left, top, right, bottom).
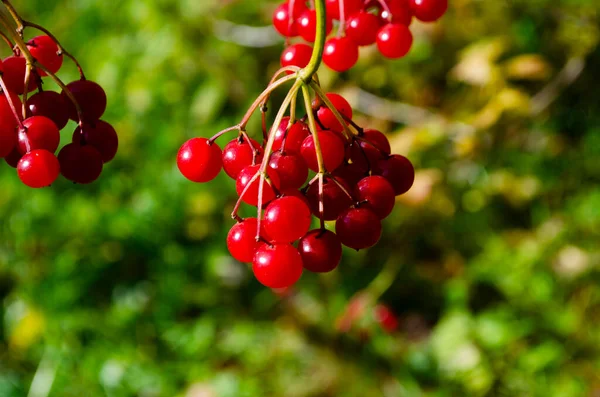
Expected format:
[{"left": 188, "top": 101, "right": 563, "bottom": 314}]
[{"left": 299, "top": 0, "right": 326, "bottom": 82}]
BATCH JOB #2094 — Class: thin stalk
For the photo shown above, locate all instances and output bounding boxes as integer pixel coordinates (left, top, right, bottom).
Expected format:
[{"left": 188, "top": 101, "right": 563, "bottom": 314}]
[
  {"left": 299, "top": 0, "right": 326, "bottom": 82},
  {"left": 311, "top": 81, "right": 355, "bottom": 140},
  {"left": 0, "top": 75, "right": 24, "bottom": 129},
  {"left": 239, "top": 74, "right": 296, "bottom": 129}
]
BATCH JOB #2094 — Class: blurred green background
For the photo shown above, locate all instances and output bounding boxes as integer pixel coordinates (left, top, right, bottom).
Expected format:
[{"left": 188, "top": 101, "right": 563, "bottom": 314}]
[{"left": 1, "top": 0, "right": 600, "bottom": 396}]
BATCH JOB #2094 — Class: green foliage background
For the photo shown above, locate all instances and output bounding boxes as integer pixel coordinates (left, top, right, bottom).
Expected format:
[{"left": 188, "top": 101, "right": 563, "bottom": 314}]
[{"left": 1, "top": 0, "right": 599, "bottom": 396}]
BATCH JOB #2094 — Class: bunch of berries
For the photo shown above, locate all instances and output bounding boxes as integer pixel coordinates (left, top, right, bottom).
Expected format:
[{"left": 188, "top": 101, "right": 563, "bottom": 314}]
[
  {"left": 276, "top": 0, "right": 448, "bottom": 72},
  {"left": 0, "top": 2, "right": 117, "bottom": 188},
  {"left": 177, "top": 80, "right": 414, "bottom": 289}
]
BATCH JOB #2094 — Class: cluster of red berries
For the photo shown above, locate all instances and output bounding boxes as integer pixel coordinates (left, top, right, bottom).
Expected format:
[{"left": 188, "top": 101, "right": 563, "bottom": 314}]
[
  {"left": 276, "top": 0, "right": 448, "bottom": 72},
  {"left": 0, "top": 32, "right": 116, "bottom": 188},
  {"left": 177, "top": 91, "right": 414, "bottom": 289}
]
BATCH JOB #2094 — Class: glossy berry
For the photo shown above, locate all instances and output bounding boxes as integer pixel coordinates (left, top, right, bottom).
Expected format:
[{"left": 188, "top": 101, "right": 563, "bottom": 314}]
[
  {"left": 227, "top": 218, "right": 261, "bottom": 263},
  {"left": 297, "top": 9, "right": 333, "bottom": 43},
  {"left": 263, "top": 196, "right": 312, "bottom": 244},
  {"left": 27, "top": 35, "right": 63, "bottom": 76},
  {"left": 272, "top": 2, "right": 302, "bottom": 37},
  {"left": 17, "top": 116, "right": 61, "bottom": 154},
  {"left": 2, "top": 56, "right": 38, "bottom": 94},
  {"left": 271, "top": 117, "right": 310, "bottom": 153},
  {"left": 323, "top": 37, "right": 359, "bottom": 72},
  {"left": 58, "top": 143, "right": 104, "bottom": 184},
  {"left": 4, "top": 148, "right": 22, "bottom": 168},
  {"left": 278, "top": 188, "right": 311, "bottom": 207},
  {"left": 252, "top": 243, "right": 303, "bottom": 288},
  {"left": 280, "top": 43, "right": 313, "bottom": 69},
  {"left": 332, "top": 160, "right": 367, "bottom": 186},
  {"left": 349, "top": 129, "right": 391, "bottom": 170},
  {"left": 326, "top": 0, "right": 363, "bottom": 20},
  {"left": 355, "top": 176, "right": 396, "bottom": 219},
  {"left": 306, "top": 177, "right": 353, "bottom": 221},
  {"left": 177, "top": 137, "right": 222, "bottom": 183},
  {"left": 409, "top": 0, "right": 447, "bottom": 22},
  {"left": 316, "top": 93, "right": 353, "bottom": 133},
  {"left": 299, "top": 229, "right": 343, "bottom": 273},
  {"left": 222, "top": 137, "right": 263, "bottom": 179},
  {"left": 377, "top": 23, "right": 413, "bottom": 59},
  {"left": 380, "top": 0, "right": 413, "bottom": 26},
  {"left": 27, "top": 91, "right": 70, "bottom": 130},
  {"left": 268, "top": 151, "right": 308, "bottom": 191},
  {"left": 236, "top": 164, "right": 281, "bottom": 207},
  {"left": 374, "top": 304, "right": 399, "bottom": 333},
  {"left": 346, "top": 11, "right": 381, "bottom": 46},
  {"left": 336, "top": 207, "right": 382, "bottom": 250},
  {"left": 300, "top": 130, "right": 345, "bottom": 172},
  {"left": 72, "top": 120, "right": 118, "bottom": 163},
  {"left": 17, "top": 149, "right": 60, "bottom": 188},
  {"left": 62, "top": 79, "right": 107, "bottom": 122},
  {"left": 374, "top": 154, "right": 415, "bottom": 195}
]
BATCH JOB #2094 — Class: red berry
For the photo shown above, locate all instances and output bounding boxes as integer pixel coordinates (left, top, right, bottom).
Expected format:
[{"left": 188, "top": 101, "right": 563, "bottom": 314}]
[
  {"left": 17, "top": 116, "right": 61, "bottom": 154},
  {"left": 332, "top": 160, "right": 367, "bottom": 186},
  {"left": 297, "top": 9, "right": 333, "bottom": 43},
  {"left": 2, "top": 56, "right": 38, "bottom": 94},
  {"left": 323, "top": 37, "right": 359, "bottom": 72},
  {"left": 316, "top": 93, "right": 353, "bottom": 133},
  {"left": 222, "top": 137, "right": 263, "bottom": 179},
  {"left": 17, "top": 149, "right": 60, "bottom": 188},
  {"left": 409, "top": 0, "right": 447, "bottom": 22},
  {"left": 252, "top": 243, "right": 303, "bottom": 288},
  {"left": 72, "top": 120, "right": 118, "bottom": 163},
  {"left": 236, "top": 164, "right": 281, "bottom": 207},
  {"left": 299, "top": 229, "right": 343, "bottom": 273},
  {"left": 227, "top": 218, "right": 262, "bottom": 263},
  {"left": 268, "top": 151, "right": 308, "bottom": 190},
  {"left": 272, "top": 2, "right": 302, "bottom": 37},
  {"left": 27, "top": 91, "right": 70, "bottom": 130},
  {"left": 380, "top": 0, "right": 413, "bottom": 26},
  {"left": 326, "top": 0, "right": 363, "bottom": 20},
  {"left": 177, "top": 137, "right": 222, "bottom": 183},
  {"left": 27, "top": 35, "right": 63, "bottom": 76},
  {"left": 0, "top": 91, "right": 22, "bottom": 131},
  {"left": 62, "top": 79, "right": 107, "bottom": 122},
  {"left": 263, "top": 196, "right": 312, "bottom": 244},
  {"left": 346, "top": 11, "right": 381, "bottom": 46},
  {"left": 4, "top": 148, "right": 22, "bottom": 168},
  {"left": 278, "top": 188, "right": 311, "bottom": 207},
  {"left": 376, "top": 23, "right": 413, "bottom": 59},
  {"left": 0, "top": 123, "right": 16, "bottom": 158},
  {"left": 300, "top": 130, "right": 345, "bottom": 172},
  {"left": 306, "top": 177, "right": 353, "bottom": 221},
  {"left": 280, "top": 43, "right": 313, "bottom": 69},
  {"left": 349, "top": 129, "right": 391, "bottom": 170},
  {"left": 58, "top": 143, "right": 104, "bottom": 184},
  {"left": 374, "top": 304, "right": 399, "bottom": 332},
  {"left": 271, "top": 117, "right": 310, "bottom": 154},
  {"left": 355, "top": 176, "right": 396, "bottom": 219},
  {"left": 374, "top": 154, "right": 415, "bottom": 195},
  {"left": 336, "top": 207, "right": 382, "bottom": 250}
]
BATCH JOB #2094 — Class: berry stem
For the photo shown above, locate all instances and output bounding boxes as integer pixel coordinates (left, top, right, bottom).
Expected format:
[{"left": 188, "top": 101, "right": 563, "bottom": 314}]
[
  {"left": 0, "top": 74, "right": 24, "bottom": 129},
  {"left": 0, "top": 30, "right": 13, "bottom": 51},
  {"left": 239, "top": 74, "right": 296, "bottom": 129},
  {"left": 310, "top": 81, "right": 355, "bottom": 140},
  {"left": 208, "top": 125, "right": 240, "bottom": 144},
  {"left": 299, "top": 0, "right": 326, "bottom": 83},
  {"left": 21, "top": 62, "right": 33, "bottom": 119},
  {"left": 337, "top": 0, "right": 347, "bottom": 37}
]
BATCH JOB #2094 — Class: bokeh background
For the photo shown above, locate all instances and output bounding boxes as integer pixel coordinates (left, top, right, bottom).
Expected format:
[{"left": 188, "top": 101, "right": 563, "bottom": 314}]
[{"left": 1, "top": 0, "right": 600, "bottom": 396}]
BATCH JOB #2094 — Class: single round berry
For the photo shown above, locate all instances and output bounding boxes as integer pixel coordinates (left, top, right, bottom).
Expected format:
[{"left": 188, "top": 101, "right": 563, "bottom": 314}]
[
  {"left": 316, "top": 93, "right": 353, "bottom": 133},
  {"left": 236, "top": 164, "right": 281, "bottom": 207},
  {"left": 280, "top": 43, "right": 313, "bottom": 69},
  {"left": 0, "top": 91, "right": 22, "bottom": 131},
  {"left": 323, "top": 37, "right": 359, "bottom": 72},
  {"left": 374, "top": 154, "right": 415, "bottom": 195},
  {"left": 4, "top": 148, "right": 22, "bottom": 168},
  {"left": 409, "top": 0, "right": 447, "bottom": 22},
  {"left": 297, "top": 9, "right": 333, "bottom": 43},
  {"left": 0, "top": 123, "right": 16, "bottom": 158},
  {"left": 325, "top": 0, "right": 363, "bottom": 20},
  {"left": 271, "top": 117, "right": 310, "bottom": 154},
  {"left": 72, "top": 120, "right": 118, "bottom": 163},
  {"left": 268, "top": 151, "right": 308, "bottom": 191},
  {"left": 374, "top": 304, "right": 399, "bottom": 332},
  {"left": 227, "top": 218, "right": 261, "bottom": 263},
  {"left": 222, "top": 136, "right": 263, "bottom": 179},
  {"left": 252, "top": 243, "right": 304, "bottom": 288},
  {"left": 2, "top": 56, "right": 38, "bottom": 94},
  {"left": 300, "top": 130, "right": 345, "bottom": 172},
  {"left": 346, "top": 11, "right": 381, "bottom": 46},
  {"left": 17, "top": 149, "right": 60, "bottom": 188},
  {"left": 355, "top": 176, "right": 396, "bottom": 219},
  {"left": 272, "top": 2, "right": 302, "bottom": 37},
  {"left": 299, "top": 229, "right": 343, "bottom": 273},
  {"left": 17, "top": 116, "right": 61, "bottom": 154},
  {"left": 376, "top": 23, "right": 413, "bottom": 59},
  {"left": 62, "top": 79, "right": 107, "bottom": 122},
  {"left": 177, "top": 137, "right": 222, "bottom": 183},
  {"left": 27, "top": 35, "right": 63, "bottom": 76},
  {"left": 58, "top": 143, "right": 104, "bottom": 184},
  {"left": 380, "top": 0, "right": 414, "bottom": 26},
  {"left": 263, "top": 196, "right": 312, "bottom": 244},
  {"left": 335, "top": 207, "right": 382, "bottom": 250},
  {"left": 306, "top": 177, "right": 353, "bottom": 221},
  {"left": 27, "top": 91, "right": 70, "bottom": 130}
]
